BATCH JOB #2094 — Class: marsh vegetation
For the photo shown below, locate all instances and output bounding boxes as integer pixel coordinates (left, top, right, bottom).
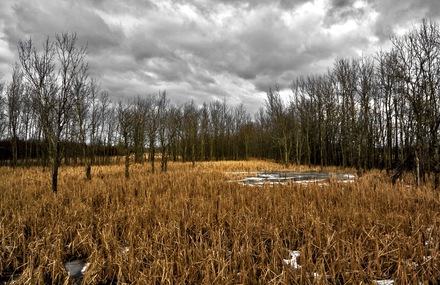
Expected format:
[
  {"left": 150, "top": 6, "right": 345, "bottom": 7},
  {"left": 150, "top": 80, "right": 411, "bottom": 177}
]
[{"left": 1, "top": 160, "right": 438, "bottom": 284}]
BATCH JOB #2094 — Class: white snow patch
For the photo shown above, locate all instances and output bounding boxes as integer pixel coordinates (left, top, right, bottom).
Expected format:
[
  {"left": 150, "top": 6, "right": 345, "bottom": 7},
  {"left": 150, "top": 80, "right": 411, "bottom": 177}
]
[
  {"left": 373, "top": 280, "right": 394, "bottom": 285},
  {"left": 81, "top": 262, "right": 90, "bottom": 274},
  {"left": 119, "top": 247, "right": 130, "bottom": 257},
  {"left": 283, "top": 250, "right": 301, "bottom": 269}
]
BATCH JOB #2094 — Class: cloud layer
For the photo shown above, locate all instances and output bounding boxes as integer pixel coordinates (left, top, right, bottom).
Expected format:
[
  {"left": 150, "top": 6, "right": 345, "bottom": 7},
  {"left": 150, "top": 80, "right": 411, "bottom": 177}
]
[{"left": 1, "top": 0, "right": 439, "bottom": 114}]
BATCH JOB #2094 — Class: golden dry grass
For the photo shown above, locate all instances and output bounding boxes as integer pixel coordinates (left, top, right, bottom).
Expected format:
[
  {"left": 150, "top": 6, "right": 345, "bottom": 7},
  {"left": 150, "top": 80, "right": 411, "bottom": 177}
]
[{"left": 0, "top": 160, "right": 439, "bottom": 284}]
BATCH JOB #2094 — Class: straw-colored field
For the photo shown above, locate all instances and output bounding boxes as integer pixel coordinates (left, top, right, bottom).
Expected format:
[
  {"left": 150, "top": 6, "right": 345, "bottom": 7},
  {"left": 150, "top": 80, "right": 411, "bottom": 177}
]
[{"left": 1, "top": 161, "right": 439, "bottom": 284}]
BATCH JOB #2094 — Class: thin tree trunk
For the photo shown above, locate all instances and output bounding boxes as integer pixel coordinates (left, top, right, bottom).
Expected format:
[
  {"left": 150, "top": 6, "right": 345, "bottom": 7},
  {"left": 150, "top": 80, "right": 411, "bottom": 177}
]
[
  {"left": 161, "top": 145, "right": 168, "bottom": 172},
  {"left": 415, "top": 147, "right": 420, "bottom": 188},
  {"left": 191, "top": 143, "right": 195, "bottom": 168},
  {"left": 11, "top": 136, "right": 18, "bottom": 167},
  {"left": 52, "top": 143, "right": 60, "bottom": 193},
  {"left": 434, "top": 143, "right": 439, "bottom": 190},
  {"left": 150, "top": 148, "right": 155, "bottom": 174},
  {"left": 125, "top": 148, "right": 130, "bottom": 179},
  {"left": 86, "top": 162, "right": 91, "bottom": 180}
]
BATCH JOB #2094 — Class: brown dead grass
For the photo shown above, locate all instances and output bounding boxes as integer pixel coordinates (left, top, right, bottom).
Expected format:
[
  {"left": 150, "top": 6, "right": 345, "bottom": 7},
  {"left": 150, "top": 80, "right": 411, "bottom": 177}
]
[{"left": 0, "top": 160, "right": 439, "bottom": 284}]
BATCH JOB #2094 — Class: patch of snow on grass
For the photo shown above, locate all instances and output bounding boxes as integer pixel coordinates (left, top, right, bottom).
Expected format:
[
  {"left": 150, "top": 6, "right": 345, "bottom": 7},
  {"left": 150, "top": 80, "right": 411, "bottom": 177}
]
[
  {"left": 373, "top": 280, "right": 394, "bottom": 285},
  {"left": 283, "top": 250, "right": 301, "bottom": 269}
]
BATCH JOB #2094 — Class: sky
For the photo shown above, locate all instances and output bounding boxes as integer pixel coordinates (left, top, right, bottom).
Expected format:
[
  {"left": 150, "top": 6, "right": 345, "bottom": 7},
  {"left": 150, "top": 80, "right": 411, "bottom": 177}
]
[{"left": 0, "top": 0, "right": 439, "bottom": 115}]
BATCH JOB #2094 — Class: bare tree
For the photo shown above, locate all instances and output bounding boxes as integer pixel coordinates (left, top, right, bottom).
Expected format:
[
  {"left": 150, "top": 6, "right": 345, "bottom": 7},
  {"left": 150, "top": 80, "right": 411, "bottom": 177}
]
[
  {"left": 98, "top": 92, "right": 115, "bottom": 164},
  {"left": 157, "top": 91, "right": 170, "bottom": 172},
  {"left": 392, "top": 19, "right": 440, "bottom": 187},
  {"left": 87, "top": 80, "right": 101, "bottom": 166},
  {"left": 72, "top": 66, "right": 93, "bottom": 178},
  {"left": 209, "top": 100, "right": 230, "bottom": 160},
  {"left": 117, "top": 101, "right": 133, "bottom": 178},
  {"left": 6, "top": 64, "right": 24, "bottom": 167},
  {"left": 0, "top": 75, "right": 6, "bottom": 140},
  {"left": 167, "top": 104, "right": 182, "bottom": 162},
  {"left": 376, "top": 50, "right": 399, "bottom": 171},
  {"left": 182, "top": 101, "right": 199, "bottom": 167},
  {"left": 129, "top": 97, "right": 147, "bottom": 164},
  {"left": 18, "top": 32, "right": 89, "bottom": 193},
  {"left": 356, "top": 55, "right": 375, "bottom": 170},
  {"left": 20, "top": 84, "right": 34, "bottom": 165},
  {"left": 199, "top": 103, "right": 210, "bottom": 161},
  {"left": 332, "top": 58, "right": 359, "bottom": 167},
  {"left": 232, "top": 103, "right": 250, "bottom": 160},
  {"left": 265, "top": 86, "right": 294, "bottom": 167}
]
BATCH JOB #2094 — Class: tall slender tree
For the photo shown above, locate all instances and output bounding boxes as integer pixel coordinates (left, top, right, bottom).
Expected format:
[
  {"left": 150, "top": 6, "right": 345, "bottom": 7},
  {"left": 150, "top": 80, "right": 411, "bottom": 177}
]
[
  {"left": 18, "top": 32, "right": 89, "bottom": 193},
  {"left": 6, "top": 64, "right": 24, "bottom": 167}
]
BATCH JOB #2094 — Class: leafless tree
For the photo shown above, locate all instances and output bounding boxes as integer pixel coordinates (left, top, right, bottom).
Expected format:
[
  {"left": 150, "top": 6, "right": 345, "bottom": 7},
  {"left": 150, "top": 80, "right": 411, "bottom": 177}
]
[
  {"left": 117, "top": 101, "right": 133, "bottom": 178},
  {"left": 265, "top": 86, "right": 293, "bottom": 167},
  {"left": 0, "top": 75, "right": 6, "bottom": 140},
  {"left": 182, "top": 101, "right": 199, "bottom": 167},
  {"left": 144, "top": 95, "right": 158, "bottom": 172},
  {"left": 72, "top": 64, "right": 93, "bottom": 178},
  {"left": 157, "top": 91, "right": 170, "bottom": 172},
  {"left": 6, "top": 64, "right": 24, "bottom": 167},
  {"left": 392, "top": 19, "right": 440, "bottom": 187},
  {"left": 18, "top": 32, "right": 89, "bottom": 193}
]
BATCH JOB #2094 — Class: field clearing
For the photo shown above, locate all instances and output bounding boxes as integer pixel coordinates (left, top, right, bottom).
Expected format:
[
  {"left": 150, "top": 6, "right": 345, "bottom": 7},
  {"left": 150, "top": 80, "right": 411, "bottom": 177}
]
[{"left": 1, "top": 160, "right": 439, "bottom": 284}]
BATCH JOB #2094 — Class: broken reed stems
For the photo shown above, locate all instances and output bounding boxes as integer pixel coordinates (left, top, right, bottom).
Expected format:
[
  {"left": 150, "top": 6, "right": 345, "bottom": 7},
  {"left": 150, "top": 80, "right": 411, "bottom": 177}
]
[{"left": 0, "top": 161, "right": 439, "bottom": 284}]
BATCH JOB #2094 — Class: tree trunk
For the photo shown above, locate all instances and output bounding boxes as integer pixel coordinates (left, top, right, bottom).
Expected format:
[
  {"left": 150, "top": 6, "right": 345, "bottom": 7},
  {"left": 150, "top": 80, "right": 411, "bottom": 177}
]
[
  {"left": 283, "top": 137, "right": 289, "bottom": 168},
  {"left": 150, "top": 148, "right": 155, "bottom": 174},
  {"left": 52, "top": 143, "right": 60, "bottom": 193},
  {"left": 191, "top": 143, "right": 196, "bottom": 168},
  {"left": 125, "top": 148, "right": 130, "bottom": 179},
  {"left": 11, "top": 136, "right": 18, "bottom": 167},
  {"left": 86, "top": 162, "right": 91, "bottom": 180},
  {"left": 415, "top": 147, "right": 420, "bottom": 188},
  {"left": 161, "top": 145, "right": 168, "bottom": 172},
  {"left": 52, "top": 163, "right": 59, "bottom": 193},
  {"left": 83, "top": 143, "right": 91, "bottom": 180},
  {"left": 434, "top": 143, "right": 439, "bottom": 190}
]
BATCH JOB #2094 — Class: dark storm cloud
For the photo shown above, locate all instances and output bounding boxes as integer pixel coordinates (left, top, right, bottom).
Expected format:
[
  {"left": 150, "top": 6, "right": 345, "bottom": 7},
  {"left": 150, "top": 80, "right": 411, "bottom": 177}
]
[
  {"left": 129, "top": 32, "right": 173, "bottom": 62},
  {"left": 1, "top": 0, "right": 440, "bottom": 116},
  {"left": 324, "top": 0, "right": 367, "bottom": 26},
  {"left": 2, "top": 0, "right": 124, "bottom": 59},
  {"left": 369, "top": 0, "right": 440, "bottom": 41}
]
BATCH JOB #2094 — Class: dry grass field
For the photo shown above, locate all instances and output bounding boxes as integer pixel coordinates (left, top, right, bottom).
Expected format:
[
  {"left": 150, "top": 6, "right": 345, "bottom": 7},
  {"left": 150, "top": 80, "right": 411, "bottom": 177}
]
[{"left": 0, "top": 160, "right": 439, "bottom": 284}]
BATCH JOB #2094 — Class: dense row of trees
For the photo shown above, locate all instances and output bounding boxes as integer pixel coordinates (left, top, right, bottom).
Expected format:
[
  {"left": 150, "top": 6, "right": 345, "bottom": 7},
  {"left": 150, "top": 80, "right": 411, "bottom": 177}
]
[
  {"left": 1, "top": 19, "right": 440, "bottom": 191},
  {"left": 262, "top": 19, "right": 440, "bottom": 187}
]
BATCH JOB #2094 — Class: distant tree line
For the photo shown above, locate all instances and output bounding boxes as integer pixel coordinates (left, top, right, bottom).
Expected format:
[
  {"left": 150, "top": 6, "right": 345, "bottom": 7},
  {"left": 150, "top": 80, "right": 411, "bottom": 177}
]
[{"left": 0, "top": 19, "right": 439, "bottom": 190}]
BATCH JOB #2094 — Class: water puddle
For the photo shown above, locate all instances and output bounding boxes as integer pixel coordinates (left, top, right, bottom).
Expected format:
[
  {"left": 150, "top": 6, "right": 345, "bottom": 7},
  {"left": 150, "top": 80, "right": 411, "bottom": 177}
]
[
  {"left": 65, "top": 259, "right": 89, "bottom": 285},
  {"left": 226, "top": 171, "right": 356, "bottom": 186}
]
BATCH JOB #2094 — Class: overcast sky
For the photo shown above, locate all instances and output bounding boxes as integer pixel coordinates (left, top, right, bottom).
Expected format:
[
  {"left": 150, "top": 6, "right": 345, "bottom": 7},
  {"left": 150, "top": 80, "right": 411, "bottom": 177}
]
[{"left": 1, "top": 0, "right": 439, "bottom": 115}]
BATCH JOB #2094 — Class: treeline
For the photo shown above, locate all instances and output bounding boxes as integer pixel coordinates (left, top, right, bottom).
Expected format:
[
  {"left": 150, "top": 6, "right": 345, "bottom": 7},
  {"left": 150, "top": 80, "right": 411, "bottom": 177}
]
[
  {"left": 0, "top": 19, "right": 440, "bottom": 190},
  {"left": 263, "top": 19, "right": 440, "bottom": 182}
]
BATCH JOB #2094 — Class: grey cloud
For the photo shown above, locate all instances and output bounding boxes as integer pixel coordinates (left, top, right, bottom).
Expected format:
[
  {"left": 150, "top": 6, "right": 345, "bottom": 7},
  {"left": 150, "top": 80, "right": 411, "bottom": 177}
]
[
  {"left": 329, "top": 0, "right": 354, "bottom": 9},
  {"left": 323, "top": 0, "right": 367, "bottom": 27},
  {"left": 129, "top": 34, "right": 172, "bottom": 62},
  {"left": 2, "top": 0, "right": 440, "bottom": 116},
  {"left": 235, "top": 69, "right": 257, "bottom": 80},
  {"left": 370, "top": 0, "right": 440, "bottom": 41},
  {"left": 197, "top": 0, "right": 309, "bottom": 10},
  {"left": 193, "top": 72, "right": 216, "bottom": 85},
  {"left": 86, "top": 0, "right": 156, "bottom": 15},
  {"left": 4, "top": 0, "right": 124, "bottom": 55},
  {"left": 253, "top": 74, "right": 278, "bottom": 93}
]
